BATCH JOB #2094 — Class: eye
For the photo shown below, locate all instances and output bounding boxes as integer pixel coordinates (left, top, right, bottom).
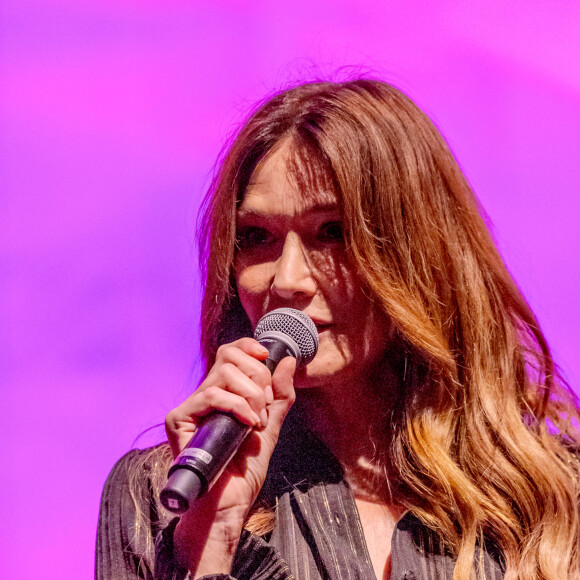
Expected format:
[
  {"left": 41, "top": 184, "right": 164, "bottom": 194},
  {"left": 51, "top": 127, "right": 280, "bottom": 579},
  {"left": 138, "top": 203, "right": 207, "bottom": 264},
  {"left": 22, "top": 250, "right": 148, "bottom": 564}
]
[
  {"left": 318, "top": 221, "right": 344, "bottom": 243},
  {"left": 236, "top": 226, "right": 274, "bottom": 250}
]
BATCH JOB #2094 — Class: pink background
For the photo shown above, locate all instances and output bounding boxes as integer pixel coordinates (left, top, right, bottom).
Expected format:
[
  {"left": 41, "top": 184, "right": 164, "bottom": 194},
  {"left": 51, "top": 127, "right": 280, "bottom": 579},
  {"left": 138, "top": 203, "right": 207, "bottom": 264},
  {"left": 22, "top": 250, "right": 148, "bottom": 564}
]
[{"left": 2, "top": 1, "right": 579, "bottom": 577}]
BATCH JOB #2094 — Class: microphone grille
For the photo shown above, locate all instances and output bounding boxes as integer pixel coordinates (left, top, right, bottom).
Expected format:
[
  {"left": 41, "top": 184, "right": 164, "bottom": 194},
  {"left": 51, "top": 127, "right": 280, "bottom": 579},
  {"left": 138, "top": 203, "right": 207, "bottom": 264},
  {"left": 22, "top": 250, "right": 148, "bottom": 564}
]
[{"left": 254, "top": 308, "right": 319, "bottom": 366}]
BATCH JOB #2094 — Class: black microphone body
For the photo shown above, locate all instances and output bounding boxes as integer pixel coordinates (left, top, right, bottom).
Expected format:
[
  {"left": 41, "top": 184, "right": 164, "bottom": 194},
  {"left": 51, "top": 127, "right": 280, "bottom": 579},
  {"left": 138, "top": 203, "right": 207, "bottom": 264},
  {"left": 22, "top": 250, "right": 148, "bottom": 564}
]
[{"left": 160, "top": 308, "right": 318, "bottom": 514}]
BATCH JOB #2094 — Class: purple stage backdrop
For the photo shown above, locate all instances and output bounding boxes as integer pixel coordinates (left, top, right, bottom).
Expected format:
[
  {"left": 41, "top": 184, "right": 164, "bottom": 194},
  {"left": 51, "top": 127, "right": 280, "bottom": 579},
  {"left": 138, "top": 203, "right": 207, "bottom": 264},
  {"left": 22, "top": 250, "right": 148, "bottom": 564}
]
[{"left": 2, "top": 1, "right": 579, "bottom": 578}]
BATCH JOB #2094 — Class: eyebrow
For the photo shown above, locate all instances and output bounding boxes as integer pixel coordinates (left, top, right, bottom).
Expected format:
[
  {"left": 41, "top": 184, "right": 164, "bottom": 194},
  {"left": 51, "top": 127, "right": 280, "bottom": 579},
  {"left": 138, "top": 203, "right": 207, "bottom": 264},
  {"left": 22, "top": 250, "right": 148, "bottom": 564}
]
[{"left": 237, "top": 202, "right": 340, "bottom": 219}]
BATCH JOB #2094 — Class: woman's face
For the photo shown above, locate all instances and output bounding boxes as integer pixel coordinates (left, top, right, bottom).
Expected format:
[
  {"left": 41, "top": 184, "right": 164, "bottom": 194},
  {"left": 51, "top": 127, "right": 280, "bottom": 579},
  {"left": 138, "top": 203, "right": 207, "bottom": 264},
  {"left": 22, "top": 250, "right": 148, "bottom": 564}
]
[{"left": 234, "top": 140, "right": 393, "bottom": 390}]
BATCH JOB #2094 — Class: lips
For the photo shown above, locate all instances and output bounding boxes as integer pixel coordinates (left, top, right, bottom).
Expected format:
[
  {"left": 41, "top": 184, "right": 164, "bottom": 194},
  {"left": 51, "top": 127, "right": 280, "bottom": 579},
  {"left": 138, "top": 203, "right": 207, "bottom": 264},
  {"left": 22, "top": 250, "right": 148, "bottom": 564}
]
[{"left": 310, "top": 320, "right": 332, "bottom": 333}]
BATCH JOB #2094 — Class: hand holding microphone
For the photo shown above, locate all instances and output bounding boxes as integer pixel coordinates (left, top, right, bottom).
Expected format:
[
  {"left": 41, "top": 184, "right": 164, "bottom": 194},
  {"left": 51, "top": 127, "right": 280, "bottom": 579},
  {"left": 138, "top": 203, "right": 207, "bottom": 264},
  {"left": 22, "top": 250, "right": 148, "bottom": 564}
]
[{"left": 161, "top": 308, "right": 318, "bottom": 514}]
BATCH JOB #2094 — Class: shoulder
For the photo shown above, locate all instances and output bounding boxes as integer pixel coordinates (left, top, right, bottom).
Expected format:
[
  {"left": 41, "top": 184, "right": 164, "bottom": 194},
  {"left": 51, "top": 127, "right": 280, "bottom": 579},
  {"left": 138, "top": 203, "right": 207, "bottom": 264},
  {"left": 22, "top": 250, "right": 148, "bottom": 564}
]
[
  {"left": 96, "top": 445, "right": 175, "bottom": 579},
  {"left": 100, "top": 445, "right": 172, "bottom": 515},
  {"left": 105, "top": 444, "right": 172, "bottom": 478},
  {"left": 102, "top": 448, "right": 142, "bottom": 493},
  {"left": 102, "top": 444, "right": 171, "bottom": 492}
]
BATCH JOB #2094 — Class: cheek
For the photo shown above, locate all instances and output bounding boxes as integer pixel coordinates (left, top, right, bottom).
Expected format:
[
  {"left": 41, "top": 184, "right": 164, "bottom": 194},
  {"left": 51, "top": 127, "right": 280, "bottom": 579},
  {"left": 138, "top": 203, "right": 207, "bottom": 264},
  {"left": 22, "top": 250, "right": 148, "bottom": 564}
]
[
  {"left": 323, "top": 262, "right": 360, "bottom": 307},
  {"left": 235, "top": 263, "right": 273, "bottom": 323},
  {"left": 328, "top": 266, "right": 393, "bottom": 340}
]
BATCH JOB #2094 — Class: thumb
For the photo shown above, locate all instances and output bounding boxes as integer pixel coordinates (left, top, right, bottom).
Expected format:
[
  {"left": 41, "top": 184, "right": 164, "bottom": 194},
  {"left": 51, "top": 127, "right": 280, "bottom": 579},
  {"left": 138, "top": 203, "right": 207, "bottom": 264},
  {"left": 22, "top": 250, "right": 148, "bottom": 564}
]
[{"left": 265, "top": 356, "right": 297, "bottom": 431}]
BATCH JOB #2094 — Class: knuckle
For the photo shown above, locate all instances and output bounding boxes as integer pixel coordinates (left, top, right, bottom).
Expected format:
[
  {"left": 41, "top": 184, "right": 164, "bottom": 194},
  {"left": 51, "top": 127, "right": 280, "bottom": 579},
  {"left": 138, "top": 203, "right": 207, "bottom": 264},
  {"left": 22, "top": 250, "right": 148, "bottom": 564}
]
[
  {"left": 254, "top": 364, "right": 271, "bottom": 385},
  {"left": 233, "top": 398, "right": 250, "bottom": 414},
  {"left": 203, "top": 385, "right": 221, "bottom": 403},
  {"left": 247, "top": 386, "right": 265, "bottom": 405},
  {"left": 220, "top": 361, "right": 236, "bottom": 376},
  {"left": 216, "top": 343, "right": 232, "bottom": 359},
  {"left": 164, "top": 408, "right": 179, "bottom": 428},
  {"left": 285, "top": 389, "right": 296, "bottom": 405}
]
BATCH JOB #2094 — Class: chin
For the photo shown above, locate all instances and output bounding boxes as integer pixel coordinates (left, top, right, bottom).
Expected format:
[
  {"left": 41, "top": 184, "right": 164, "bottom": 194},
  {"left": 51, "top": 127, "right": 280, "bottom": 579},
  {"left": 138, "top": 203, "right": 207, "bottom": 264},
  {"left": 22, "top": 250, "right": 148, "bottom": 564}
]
[{"left": 293, "top": 353, "right": 349, "bottom": 389}]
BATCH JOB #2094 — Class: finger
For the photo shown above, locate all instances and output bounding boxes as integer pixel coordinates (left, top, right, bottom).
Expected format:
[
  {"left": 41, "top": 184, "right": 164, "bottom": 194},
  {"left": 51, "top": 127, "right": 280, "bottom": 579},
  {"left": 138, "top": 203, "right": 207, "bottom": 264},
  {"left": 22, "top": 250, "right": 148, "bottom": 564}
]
[
  {"left": 265, "top": 356, "right": 297, "bottom": 432},
  {"left": 216, "top": 338, "right": 270, "bottom": 366},
  {"left": 213, "top": 362, "right": 270, "bottom": 418},
  {"left": 165, "top": 387, "right": 261, "bottom": 456},
  {"left": 214, "top": 344, "right": 273, "bottom": 393},
  {"left": 196, "top": 361, "right": 269, "bottom": 416},
  {"left": 271, "top": 356, "right": 297, "bottom": 401}
]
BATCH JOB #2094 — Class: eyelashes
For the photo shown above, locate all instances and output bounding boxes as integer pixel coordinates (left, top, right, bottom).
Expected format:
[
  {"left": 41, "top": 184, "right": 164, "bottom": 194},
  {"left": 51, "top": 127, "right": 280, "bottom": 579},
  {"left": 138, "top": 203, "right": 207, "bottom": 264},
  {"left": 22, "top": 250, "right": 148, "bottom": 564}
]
[
  {"left": 235, "top": 226, "right": 273, "bottom": 250},
  {"left": 235, "top": 221, "right": 344, "bottom": 251}
]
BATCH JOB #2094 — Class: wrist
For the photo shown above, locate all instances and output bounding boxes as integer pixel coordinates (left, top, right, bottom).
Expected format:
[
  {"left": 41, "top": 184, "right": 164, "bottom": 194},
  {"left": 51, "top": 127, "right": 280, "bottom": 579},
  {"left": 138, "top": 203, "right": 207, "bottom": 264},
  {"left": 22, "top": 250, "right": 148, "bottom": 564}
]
[{"left": 174, "top": 505, "right": 247, "bottom": 577}]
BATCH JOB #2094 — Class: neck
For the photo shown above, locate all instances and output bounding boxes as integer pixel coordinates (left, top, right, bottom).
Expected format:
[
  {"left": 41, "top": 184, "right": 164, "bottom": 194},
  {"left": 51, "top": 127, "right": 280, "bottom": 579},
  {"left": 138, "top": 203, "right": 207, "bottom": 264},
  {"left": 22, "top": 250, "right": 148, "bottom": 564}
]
[{"left": 293, "top": 357, "right": 400, "bottom": 503}]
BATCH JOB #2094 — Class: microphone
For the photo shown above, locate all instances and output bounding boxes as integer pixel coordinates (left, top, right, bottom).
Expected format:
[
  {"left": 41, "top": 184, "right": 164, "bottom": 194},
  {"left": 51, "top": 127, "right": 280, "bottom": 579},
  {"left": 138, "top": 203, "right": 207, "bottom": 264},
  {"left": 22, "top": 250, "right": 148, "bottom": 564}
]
[{"left": 160, "top": 308, "right": 318, "bottom": 514}]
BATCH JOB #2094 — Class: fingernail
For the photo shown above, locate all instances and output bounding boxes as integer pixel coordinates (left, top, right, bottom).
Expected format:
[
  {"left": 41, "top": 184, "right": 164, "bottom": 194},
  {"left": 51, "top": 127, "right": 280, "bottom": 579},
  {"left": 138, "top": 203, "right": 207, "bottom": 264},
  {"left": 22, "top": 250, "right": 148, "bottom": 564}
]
[
  {"left": 264, "top": 384, "right": 274, "bottom": 404},
  {"left": 251, "top": 411, "right": 261, "bottom": 425},
  {"left": 258, "top": 345, "right": 269, "bottom": 355},
  {"left": 260, "top": 408, "right": 269, "bottom": 428}
]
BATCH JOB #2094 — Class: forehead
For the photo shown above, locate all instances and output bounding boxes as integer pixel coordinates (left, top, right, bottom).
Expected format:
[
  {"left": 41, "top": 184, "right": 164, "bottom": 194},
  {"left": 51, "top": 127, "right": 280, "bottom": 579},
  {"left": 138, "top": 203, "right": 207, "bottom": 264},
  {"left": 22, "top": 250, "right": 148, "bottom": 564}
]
[{"left": 240, "top": 139, "right": 338, "bottom": 215}]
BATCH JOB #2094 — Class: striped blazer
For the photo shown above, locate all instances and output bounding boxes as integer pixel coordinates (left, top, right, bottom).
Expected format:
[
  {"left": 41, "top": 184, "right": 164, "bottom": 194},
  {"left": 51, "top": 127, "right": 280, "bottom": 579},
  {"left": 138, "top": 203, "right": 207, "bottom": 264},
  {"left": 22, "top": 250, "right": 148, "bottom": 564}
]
[{"left": 97, "top": 414, "right": 505, "bottom": 580}]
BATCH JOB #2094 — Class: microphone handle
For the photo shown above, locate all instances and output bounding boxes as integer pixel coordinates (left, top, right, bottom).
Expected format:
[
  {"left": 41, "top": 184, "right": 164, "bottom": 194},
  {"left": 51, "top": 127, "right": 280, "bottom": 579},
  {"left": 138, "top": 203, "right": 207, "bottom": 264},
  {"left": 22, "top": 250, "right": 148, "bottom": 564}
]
[
  {"left": 160, "top": 413, "right": 249, "bottom": 513},
  {"left": 160, "top": 338, "right": 295, "bottom": 514}
]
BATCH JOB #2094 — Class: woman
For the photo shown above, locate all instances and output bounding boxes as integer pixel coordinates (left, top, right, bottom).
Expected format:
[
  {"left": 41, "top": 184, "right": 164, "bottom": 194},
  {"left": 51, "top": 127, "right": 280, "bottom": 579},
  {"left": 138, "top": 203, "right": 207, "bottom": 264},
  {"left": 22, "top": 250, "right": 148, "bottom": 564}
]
[{"left": 96, "top": 79, "right": 580, "bottom": 580}]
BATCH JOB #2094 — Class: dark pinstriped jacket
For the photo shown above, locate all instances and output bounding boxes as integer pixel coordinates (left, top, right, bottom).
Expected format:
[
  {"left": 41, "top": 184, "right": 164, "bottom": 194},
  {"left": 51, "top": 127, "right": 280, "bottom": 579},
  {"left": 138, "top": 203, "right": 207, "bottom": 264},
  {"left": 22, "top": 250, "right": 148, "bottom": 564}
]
[{"left": 96, "top": 414, "right": 505, "bottom": 580}]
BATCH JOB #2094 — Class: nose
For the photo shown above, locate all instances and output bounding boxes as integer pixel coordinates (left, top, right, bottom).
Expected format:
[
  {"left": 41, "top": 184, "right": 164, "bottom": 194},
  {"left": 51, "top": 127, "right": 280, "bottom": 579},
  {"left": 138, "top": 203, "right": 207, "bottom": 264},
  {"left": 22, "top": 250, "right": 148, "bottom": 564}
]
[{"left": 271, "top": 232, "right": 317, "bottom": 300}]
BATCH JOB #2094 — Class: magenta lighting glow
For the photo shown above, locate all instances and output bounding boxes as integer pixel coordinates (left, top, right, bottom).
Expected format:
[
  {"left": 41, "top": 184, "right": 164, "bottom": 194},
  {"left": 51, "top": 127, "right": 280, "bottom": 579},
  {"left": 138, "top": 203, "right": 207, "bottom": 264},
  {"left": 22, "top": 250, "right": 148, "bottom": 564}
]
[{"left": 2, "top": 1, "right": 578, "bottom": 577}]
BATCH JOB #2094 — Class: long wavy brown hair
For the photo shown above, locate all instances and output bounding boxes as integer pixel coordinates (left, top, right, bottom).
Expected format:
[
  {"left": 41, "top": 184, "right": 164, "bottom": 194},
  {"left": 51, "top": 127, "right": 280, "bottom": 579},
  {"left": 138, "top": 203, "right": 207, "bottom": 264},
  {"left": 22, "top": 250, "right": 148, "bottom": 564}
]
[{"left": 133, "top": 79, "right": 580, "bottom": 579}]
